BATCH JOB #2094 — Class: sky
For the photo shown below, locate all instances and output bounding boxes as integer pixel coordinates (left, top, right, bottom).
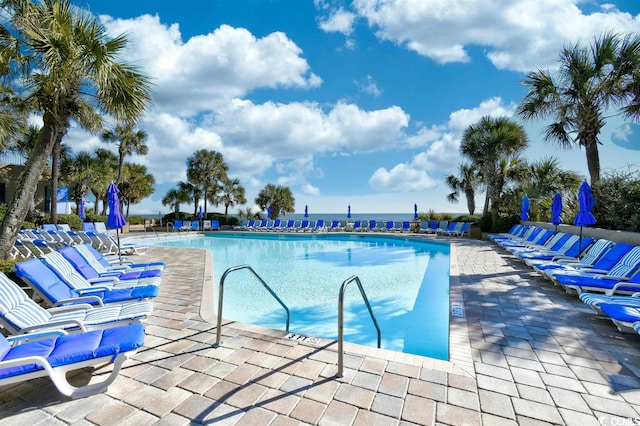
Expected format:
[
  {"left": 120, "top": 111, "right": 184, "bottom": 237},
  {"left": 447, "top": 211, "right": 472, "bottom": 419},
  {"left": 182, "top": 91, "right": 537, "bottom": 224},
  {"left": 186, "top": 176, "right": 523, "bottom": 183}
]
[{"left": 65, "top": 0, "right": 640, "bottom": 216}]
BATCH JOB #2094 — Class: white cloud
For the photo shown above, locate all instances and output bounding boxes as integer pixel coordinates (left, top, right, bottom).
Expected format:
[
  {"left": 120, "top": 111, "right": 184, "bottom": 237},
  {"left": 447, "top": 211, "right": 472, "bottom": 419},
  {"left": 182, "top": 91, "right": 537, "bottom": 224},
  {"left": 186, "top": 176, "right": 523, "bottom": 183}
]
[
  {"left": 100, "top": 15, "right": 321, "bottom": 115},
  {"left": 319, "top": 7, "right": 357, "bottom": 35},
  {"left": 369, "top": 164, "right": 438, "bottom": 191},
  {"left": 351, "top": 0, "right": 640, "bottom": 71},
  {"left": 356, "top": 75, "right": 382, "bottom": 97},
  {"left": 368, "top": 97, "right": 517, "bottom": 191}
]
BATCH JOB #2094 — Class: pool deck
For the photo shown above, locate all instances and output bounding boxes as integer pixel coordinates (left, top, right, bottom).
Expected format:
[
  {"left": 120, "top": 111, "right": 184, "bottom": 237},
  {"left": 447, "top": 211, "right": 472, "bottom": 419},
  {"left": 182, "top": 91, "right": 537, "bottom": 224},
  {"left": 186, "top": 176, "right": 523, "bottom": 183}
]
[{"left": 2, "top": 236, "right": 640, "bottom": 425}]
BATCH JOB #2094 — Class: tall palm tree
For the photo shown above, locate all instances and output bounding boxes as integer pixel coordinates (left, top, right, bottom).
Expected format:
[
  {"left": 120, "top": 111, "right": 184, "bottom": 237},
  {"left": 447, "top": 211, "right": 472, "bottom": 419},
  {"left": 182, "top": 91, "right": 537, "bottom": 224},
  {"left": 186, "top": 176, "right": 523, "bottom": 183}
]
[
  {"left": 460, "top": 116, "right": 528, "bottom": 225},
  {"left": 101, "top": 123, "right": 149, "bottom": 185},
  {"left": 255, "top": 184, "right": 295, "bottom": 220},
  {"left": 517, "top": 31, "right": 640, "bottom": 184},
  {"left": 118, "top": 163, "right": 155, "bottom": 217},
  {"left": 92, "top": 148, "right": 118, "bottom": 214},
  {"left": 186, "top": 149, "right": 228, "bottom": 214},
  {"left": 0, "top": 0, "right": 151, "bottom": 259},
  {"left": 445, "top": 163, "right": 479, "bottom": 215},
  {"left": 218, "top": 177, "right": 246, "bottom": 216},
  {"left": 60, "top": 151, "right": 99, "bottom": 216},
  {"left": 178, "top": 181, "right": 201, "bottom": 217},
  {"left": 162, "top": 188, "right": 191, "bottom": 220}
]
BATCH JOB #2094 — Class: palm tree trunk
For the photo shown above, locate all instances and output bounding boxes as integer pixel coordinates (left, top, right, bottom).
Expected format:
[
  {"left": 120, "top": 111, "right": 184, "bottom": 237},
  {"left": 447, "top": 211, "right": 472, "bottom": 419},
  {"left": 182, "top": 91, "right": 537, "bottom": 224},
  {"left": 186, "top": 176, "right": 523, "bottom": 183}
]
[
  {"left": 464, "top": 188, "right": 476, "bottom": 215},
  {"left": 0, "top": 115, "right": 66, "bottom": 259},
  {"left": 584, "top": 139, "right": 601, "bottom": 183},
  {"left": 225, "top": 203, "right": 229, "bottom": 216},
  {"left": 50, "top": 140, "right": 60, "bottom": 224}
]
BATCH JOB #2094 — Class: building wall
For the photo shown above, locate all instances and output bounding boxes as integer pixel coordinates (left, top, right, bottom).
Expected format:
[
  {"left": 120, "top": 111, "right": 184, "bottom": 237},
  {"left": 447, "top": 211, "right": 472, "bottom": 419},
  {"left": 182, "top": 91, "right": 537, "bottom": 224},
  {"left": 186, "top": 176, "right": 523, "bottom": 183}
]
[{"left": 0, "top": 164, "right": 51, "bottom": 212}]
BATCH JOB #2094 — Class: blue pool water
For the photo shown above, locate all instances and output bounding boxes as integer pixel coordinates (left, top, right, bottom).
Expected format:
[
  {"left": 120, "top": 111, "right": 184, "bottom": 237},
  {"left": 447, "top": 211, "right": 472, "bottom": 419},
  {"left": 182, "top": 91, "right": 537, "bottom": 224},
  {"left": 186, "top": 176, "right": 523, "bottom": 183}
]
[{"left": 155, "top": 233, "right": 451, "bottom": 360}]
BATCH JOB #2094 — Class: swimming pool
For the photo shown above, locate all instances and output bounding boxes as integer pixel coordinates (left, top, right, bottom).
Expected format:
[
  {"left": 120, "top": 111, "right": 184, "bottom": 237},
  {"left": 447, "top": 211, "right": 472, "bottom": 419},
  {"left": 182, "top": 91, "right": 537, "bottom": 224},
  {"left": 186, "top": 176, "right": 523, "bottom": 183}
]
[{"left": 155, "top": 233, "right": 451, "bottom": 360}]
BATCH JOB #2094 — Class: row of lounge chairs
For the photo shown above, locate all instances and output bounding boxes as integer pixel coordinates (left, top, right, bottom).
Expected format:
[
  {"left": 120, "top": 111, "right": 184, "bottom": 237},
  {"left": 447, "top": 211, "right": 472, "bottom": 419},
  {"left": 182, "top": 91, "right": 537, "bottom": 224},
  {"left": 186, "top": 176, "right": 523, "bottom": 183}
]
[
  {"left": 234, "top": 218, "right": 472, "bottom": 236},
  {"left": 11, "top": 223, "right": 149, "bottom": 260},
  {"left": 0, "top": 242, "right": 165, "bottom": 397},
  {"left": 490, "top": 224, "right": 640, "bottom": 335},
  {"left": 170, "top": 219, "right": 219, "bottom": 232}
]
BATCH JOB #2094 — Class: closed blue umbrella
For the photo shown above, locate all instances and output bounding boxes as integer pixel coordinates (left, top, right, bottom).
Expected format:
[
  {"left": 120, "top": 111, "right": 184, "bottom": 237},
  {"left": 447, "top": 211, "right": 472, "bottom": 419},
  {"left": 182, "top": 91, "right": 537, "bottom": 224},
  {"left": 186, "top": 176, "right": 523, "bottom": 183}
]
[
  {"left": 304, "top": 205, "right": 309, "bottom": 218},
  {"left": 79, "top": 197, "right": 86, "bottom": 220},
  {"left": 574, "top": 181, "right": 597, "bottom": 256},
  {"left": 347, "top": 205, "right": 351, "bottom": 219},
  {"left": 267, "top": 206, "right": 271, "bottom": 219},
  {"left": 520, "top": 195, "right": 530, "bottom": 221},
  {"left": 106, "top": 182, "right": 126, "bottom": 260},
  {"left": 551, "top": 192, "right": 563, "bottom": 231},
  {"left": 414, "top": 203, "right": 418, "bottom": 219}
]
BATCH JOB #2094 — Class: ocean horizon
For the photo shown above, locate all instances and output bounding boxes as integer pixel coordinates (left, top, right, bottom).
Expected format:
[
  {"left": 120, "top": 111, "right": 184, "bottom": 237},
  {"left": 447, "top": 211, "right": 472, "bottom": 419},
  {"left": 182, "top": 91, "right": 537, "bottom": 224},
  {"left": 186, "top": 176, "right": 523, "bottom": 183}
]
[{"left": 140, "top": 212, "right": 466, "bottom": 221}]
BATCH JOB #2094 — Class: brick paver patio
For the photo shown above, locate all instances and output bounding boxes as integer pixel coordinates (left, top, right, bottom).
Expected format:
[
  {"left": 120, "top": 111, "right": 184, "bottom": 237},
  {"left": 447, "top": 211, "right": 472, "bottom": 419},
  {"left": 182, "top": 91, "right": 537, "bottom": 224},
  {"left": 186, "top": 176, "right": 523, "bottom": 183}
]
[{"left": 1, "top": 236, "right": 640, "bottom": 425}]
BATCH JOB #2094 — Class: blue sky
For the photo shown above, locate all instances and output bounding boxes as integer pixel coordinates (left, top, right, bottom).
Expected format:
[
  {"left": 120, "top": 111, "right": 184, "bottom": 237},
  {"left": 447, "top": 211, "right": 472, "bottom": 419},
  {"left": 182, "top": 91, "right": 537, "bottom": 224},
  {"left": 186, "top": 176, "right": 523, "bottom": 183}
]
[{"left": 67, "top": 0, "right": 640, "bottom": 215}]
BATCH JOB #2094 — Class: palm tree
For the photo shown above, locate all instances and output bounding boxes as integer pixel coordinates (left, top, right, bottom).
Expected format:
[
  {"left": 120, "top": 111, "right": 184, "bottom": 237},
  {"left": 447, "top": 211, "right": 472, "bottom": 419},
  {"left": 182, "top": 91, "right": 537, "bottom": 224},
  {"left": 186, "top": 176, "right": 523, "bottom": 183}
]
[
  {"left": 178, "top": 181, "right": 201, "bottom": 217},
  {"left": 460, "top": 116, "right": 528, "bottom": 225},
  {"left": 0, "top": 0, "right": 151, "bottom": 259},
  {"left": 92, "top": 149, "right": 118, "bottom": 214},
  {"left": 162, "top": 188, "right": 191, "bottom": 220},
  {"left": 60, "top": 151, "right": 99, "bottom": 216},
  {"left": 101, "top": 123, "right": 149, "bottom": 185},
  {"left": 219, "top": 177, "right": 246, "bottom": 216},
  {"left": 118, "top": 163, "right": 155, "bottom": 217},
  {"left": 186, "top": 149, "right": 228, "bottom": 215},
  {"left": 517, "top": 31, "right": 640, "bottom": 184},
  {"left": 445, "top": 163, "right": 479, "bottom": 215},
  {"left": 255, "top": 184, "right": 295, "bottom": 220}
]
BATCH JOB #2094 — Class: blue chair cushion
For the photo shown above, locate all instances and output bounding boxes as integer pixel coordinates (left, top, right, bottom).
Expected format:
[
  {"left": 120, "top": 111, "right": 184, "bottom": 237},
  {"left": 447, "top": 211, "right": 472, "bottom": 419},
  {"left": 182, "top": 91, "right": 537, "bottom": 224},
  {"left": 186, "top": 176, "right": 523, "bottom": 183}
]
[{"left": 0, "top": 323, "right": 145, "bottom": 379}]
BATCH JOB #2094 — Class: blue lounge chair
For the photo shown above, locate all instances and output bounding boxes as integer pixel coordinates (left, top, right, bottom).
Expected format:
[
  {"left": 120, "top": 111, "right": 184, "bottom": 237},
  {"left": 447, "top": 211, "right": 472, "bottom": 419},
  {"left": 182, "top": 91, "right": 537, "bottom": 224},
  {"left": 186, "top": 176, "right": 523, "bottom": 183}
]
[
  {"left": 352, "top": 220, "right": 363, "bottom": 231},
  {"left": 191, "top": 221, "right": 200, "bottom": 231},
  {"left": 328, "top": 220, "right": 341, "bottom": 231},
  {"left": 536, "top": 239, "right": 615, "bottom": 277},
  {"left": 595, "top": 303, "right": 640, "bottom": 333},
  {"left": 521, "top": 236, "right": 592, "bottom": 264},
  {"left": 579, "top": 292, "right": 640, "bottom": 316},
  {"left": 74, "top": 243, "right": 165, "bottom": 271},
  {"left": 0, "top": 272, "right": 152, "bottom": 335},
  {"left": 488, "top": 224, "right": 526, "bottom": 241},
  {"left": 401, "top": 221, "right": 412, "bottom": 233},
  {"left": 82, "top": 222, "right": 96, "bottom": 233},
  {"left": 445, "top": 222, "right": 464, "bottom": 236},
  {"left": 41, "top": 251, "right": 161, "bottom": 289},
  {"left": 172, "top": 220, "right": 183, "bottom": 232},
  {"left": 14, "top": 258, "right": 158, "bottom": 306},
  {"left": 58, "top": 246, "right": 162, "bottom": 281},
  {"left": 552, "top": 246, "right": 640, "bottom": 295},
  {"left": 314, "top": 219, "right": 325, "bottom": 231},
  {"left": 366, "top": 220, "right": 377, "bottom": 231},
  {"left": 0, "top": 323, "right": 145, "bottom": 398},
  {"left": 211, "top": 220, "right": 220, "bottom": 230}
]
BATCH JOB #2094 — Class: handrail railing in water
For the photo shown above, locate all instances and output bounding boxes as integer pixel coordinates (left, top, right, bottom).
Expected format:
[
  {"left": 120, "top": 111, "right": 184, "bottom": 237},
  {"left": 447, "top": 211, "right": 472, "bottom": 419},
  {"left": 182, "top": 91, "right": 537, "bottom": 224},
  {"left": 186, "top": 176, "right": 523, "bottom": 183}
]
[
  {"left": 214, "top": 265, "right": 290, "bottom": 346},
  {"left": 337, "top": 275, "right": 381, "bottom": 378}
]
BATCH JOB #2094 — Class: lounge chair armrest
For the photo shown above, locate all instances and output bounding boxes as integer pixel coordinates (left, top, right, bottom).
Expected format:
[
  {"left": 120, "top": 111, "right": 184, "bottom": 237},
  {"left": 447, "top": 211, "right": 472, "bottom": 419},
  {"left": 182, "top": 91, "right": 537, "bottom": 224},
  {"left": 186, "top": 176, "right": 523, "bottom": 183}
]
[
  {"left": 88, "top": 276, "right": 118, "bottom": 283},
  {"left": 7, "top": 329, "right": 68, "bottom": 343},
  {"left": 585, "top": 269, "right": 608, "bottom": 274},
  {"left": 47, "top": 304, "right": 93, "bottom": 313},
  {"left": 611, "top": 282, "right": 640, "bottom": 291},
  {"left": 594, "top": 275, "right": 629, "bottom": 280},
  {"left": 17, "top": 320, "right": 87, "bottom": 334},
  {"left": 54, "top": 295, "right": 105, "bottom": 307},
  {"left": 551, "top": 255, "right": 577, "bottom": 262},
  {"left": 74, "top": 286, "right": 110, "bottom": 294}
]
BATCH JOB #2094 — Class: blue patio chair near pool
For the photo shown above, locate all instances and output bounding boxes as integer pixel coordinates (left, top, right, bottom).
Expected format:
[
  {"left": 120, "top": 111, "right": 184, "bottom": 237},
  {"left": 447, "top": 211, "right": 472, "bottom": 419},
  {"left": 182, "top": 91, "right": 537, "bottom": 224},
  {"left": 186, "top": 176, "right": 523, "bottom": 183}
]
[
  {"left": 210, "top": 220, "right": 220, "bottom": 230},
  {"left": 191, "top": 221, "right": 200, "bottom": 232},
  {"left": 595, "top": 303, "right": 640, "bottom": 334},
  {"left": 328, "top": 220, "right": 341, "bottom": 231},
  {"left": 352, "top": 220, "right": 363, "bottom": 231},
  {"left": 0, "top": 323, "right": 146, "bottom": 398},
  {"left": 57, "top": 246, "right": 162, "bottom": 282},
  {"left": 532, "top": 239, "right": 613, "bottom": 275},
  {"left": 401, "top": 221, "right": 412, "bottom": 233},
  {"left": 74, "top": 243, "right": 165, "bottom": 272},
  {"left": 271, "top": 219, "right": 281, "bottom": 230},
  {"left": 436, "top": 221, "right": 449, "bottom": 235},
  {"left": 41, "top": 251, "right": 161, "bottom": 289},
  {"left": 14, "top": 258, "right": 158, "bottom": 306},
  {"left": 366, "top": 220, "right": 377, "bottom": 231},
  {"left": 82, "top": 222, "right": 95, "bottom": 233},
  {"left": 385, "top": 221, "right": 395, "bottom": 231},
  {"left": 521, "top": 236, "right": 590, "bottom": 265},
  {"left": 314, "top": 219, "right": 325, "bottom": 231},
  {"left": 0, "top": 271, "right": 152, "bottom": 335}
]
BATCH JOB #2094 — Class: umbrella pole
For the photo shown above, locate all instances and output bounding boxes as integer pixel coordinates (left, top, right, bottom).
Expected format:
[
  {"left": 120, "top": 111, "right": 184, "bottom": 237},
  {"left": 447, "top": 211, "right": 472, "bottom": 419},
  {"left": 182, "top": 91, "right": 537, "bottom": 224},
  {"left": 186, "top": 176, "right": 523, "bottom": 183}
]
[
  {"left": 578, "top": 226, "right": 583, "bottom": 259},
  {"left": 116, "top": 228, "right": 122, "bottom": 261}
]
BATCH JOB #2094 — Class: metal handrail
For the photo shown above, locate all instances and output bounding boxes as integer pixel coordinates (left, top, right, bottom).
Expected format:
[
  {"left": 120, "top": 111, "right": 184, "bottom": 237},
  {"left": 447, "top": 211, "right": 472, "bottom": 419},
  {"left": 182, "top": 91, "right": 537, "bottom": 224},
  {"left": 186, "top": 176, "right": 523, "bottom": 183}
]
[
  {"left": 337, "top": 275, "right": 381, "bottom": 377},
  {"left": 214, "top": 265, "right": 290, "bottom": 346}
]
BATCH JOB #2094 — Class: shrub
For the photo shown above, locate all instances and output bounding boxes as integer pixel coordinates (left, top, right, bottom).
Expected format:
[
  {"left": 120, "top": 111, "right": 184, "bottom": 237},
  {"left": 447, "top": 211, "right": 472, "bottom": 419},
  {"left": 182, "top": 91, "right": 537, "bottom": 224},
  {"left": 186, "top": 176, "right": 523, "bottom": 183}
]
[
  {"left": 57, "top": 214, "right": 83, "bottom": 230},
  {"left": 0, "top": 259, "right": 20, "bottom": 276},
  {"left": 592, "top": 170, "right": 640, "bottom": 232}
]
